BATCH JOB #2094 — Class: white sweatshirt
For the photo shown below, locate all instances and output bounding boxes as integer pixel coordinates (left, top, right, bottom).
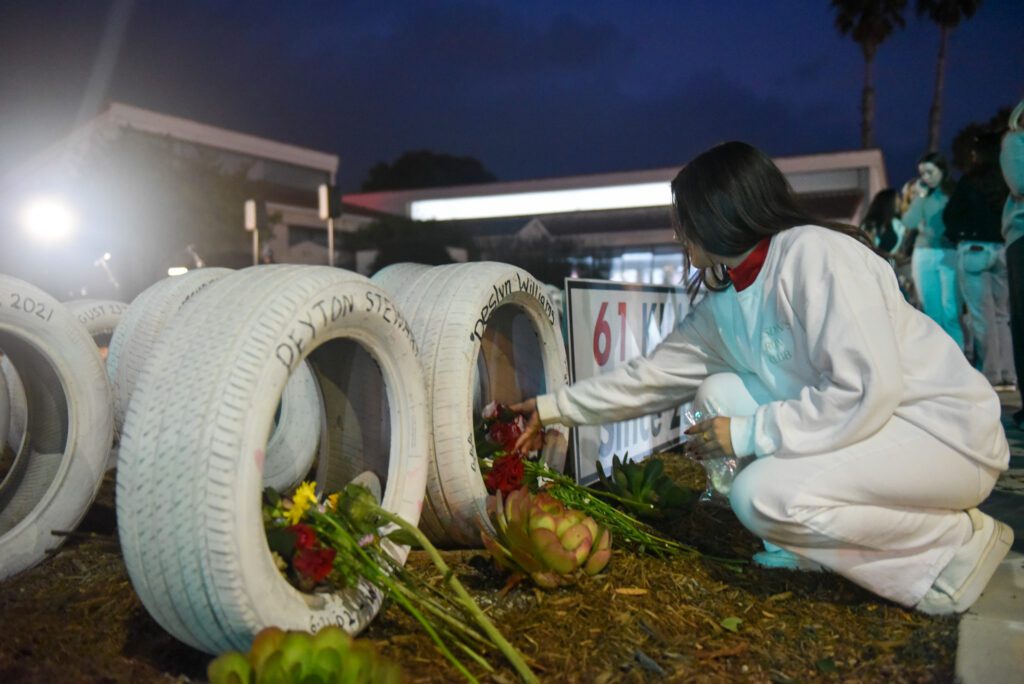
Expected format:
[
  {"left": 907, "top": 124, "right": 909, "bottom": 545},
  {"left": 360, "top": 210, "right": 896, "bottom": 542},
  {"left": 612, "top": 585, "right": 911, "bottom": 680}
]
[{"left": 537, "top": 225, "right": 1009, "bottom": 470}]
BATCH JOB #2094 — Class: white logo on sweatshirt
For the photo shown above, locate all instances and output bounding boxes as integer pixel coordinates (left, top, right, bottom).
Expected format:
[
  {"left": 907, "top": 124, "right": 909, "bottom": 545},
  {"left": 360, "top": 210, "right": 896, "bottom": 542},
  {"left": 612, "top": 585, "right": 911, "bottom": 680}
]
[{"left": 762, "top": 322, "right": 793, "bottom": 364}]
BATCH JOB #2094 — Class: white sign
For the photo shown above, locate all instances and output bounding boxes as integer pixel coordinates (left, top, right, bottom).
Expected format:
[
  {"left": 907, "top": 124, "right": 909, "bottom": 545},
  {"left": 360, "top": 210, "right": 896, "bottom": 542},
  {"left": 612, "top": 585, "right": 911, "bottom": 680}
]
[
  {"left": 565, "top": 278, "right": 691, "bottom": 485},
  {"left": 243, "top": 199, "right": 257, "bottom": 231}
]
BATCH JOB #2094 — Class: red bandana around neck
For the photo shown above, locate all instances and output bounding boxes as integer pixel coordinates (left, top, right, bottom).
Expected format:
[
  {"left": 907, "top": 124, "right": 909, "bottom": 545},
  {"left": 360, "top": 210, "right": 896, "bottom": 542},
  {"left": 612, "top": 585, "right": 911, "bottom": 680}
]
[{"left": 726, "top": 237, "right": 771, "bottom": 291}]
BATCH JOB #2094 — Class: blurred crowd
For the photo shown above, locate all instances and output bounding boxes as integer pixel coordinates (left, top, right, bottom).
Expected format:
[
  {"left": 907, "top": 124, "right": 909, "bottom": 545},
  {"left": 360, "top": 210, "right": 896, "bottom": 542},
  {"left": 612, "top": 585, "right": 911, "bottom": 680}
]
[{"left": 861, "top": 100, "right": 1024, "bottom": 428}]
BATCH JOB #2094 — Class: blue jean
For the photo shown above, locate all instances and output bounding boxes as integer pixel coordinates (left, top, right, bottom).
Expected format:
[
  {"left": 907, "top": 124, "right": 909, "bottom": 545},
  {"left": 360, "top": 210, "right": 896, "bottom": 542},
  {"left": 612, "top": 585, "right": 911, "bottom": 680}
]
[
  {"left": 912, "top": 247, "right": 964, "bottom": 349},
  {"left": 1008, "top": 238, "right": 1024, "bottom": 407},
  {"left": 956, "top": 242, "right": 1016, "bottom": 385}
]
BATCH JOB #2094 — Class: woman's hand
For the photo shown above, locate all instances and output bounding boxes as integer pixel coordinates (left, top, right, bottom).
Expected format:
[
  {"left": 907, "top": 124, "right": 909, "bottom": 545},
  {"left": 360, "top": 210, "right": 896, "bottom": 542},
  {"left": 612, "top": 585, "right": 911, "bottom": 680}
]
[
  {"left": 509, "top": 398, "right": 544, "bottom": 454},
  {"left": 683, "top": 417, "right": 734, "bottom": 459}
]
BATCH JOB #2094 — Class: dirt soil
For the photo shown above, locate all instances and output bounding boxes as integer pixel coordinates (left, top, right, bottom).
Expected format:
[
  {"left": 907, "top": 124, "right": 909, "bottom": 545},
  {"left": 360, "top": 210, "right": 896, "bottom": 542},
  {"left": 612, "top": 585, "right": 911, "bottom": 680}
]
[{"left": 0, "top": 456, "right": 956, "bottom": 683}]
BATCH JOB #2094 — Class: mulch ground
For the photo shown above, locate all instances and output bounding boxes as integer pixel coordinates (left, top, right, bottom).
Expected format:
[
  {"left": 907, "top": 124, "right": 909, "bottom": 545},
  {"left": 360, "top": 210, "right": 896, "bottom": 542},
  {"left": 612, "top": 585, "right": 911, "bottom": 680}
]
[{"left": 0, "top": 456, "right": 957, "bottom": 683}]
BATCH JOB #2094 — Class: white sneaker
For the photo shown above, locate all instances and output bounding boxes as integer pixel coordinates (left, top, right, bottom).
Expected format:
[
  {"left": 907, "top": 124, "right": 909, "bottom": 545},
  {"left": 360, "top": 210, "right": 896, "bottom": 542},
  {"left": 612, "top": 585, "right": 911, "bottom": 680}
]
[
  {"left": 752, "top": 541, "right": 826, "bottom": 572},
  {"left": 915, "top": 509, "right": 1014, "bottom": 616}
]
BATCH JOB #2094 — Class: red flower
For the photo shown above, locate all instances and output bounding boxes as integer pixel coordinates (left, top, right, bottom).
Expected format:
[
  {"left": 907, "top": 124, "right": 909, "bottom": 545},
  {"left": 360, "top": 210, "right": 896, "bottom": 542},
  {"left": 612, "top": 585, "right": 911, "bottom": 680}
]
[
  {"left": 293, "top": 547, "right": 336, "bottom": 582},
  {"left": 287, "top": 524, "right": 317, "bottom": 551},
  {"left": 488, "top": 420, "right": 523, "bottom": 454},
  {"left": 485, "top": 453, "right": 525, "bottom": 496}
]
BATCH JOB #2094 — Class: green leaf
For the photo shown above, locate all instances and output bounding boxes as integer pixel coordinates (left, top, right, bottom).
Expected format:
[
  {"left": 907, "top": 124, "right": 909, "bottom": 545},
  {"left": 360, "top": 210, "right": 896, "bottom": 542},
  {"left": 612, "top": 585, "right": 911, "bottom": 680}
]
[
  {"left": 384, "top": 528, "right": 421, "bottom": 548},
  {"left": 263, "top": 486, "right": 282, "bottom": 507},
  {"left": 595, "top": 460, "right": 611, "bottom": 488},
  {"left": 206, "top": 651, "right": 252, "bottom": 684},
  {"left": 475, "top": 438, "right": 503, "bottom": 459},
  {"left": 256, "top": 652, "right": 290, "bottom": 684},
  {"left": 654, "top": 481, "right": 698, "bottom": 513},
  {"left": 815, "top": 658, "right": 837, "bottom": 673},
  {"left": 720, "top": 616, "right": 742, "bottom": 633},
  {"left": 642, "top": 459, "right": 664, "bottom": 491},
  {"left": 620, "top": 458, "right": 643, "bottom": 493},
  {"left": 265, "top": 526, "right": 296, "bottom": 559}
]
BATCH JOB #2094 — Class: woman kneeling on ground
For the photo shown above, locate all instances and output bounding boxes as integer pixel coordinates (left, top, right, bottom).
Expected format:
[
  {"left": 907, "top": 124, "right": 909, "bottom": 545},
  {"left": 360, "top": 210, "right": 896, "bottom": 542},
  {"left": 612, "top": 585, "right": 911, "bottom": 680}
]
[{"left": 513, "top": 141, "right": 1012, "bottom": 616}]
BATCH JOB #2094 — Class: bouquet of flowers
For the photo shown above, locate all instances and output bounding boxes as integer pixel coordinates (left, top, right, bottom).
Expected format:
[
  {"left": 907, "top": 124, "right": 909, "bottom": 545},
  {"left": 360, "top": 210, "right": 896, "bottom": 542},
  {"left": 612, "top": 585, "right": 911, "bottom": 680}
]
[
  {"left": 471, "top": 405, "right": 697, "bottom": 561},
  {"left": 265, "top": 483, "right": 341, "bottom": 591},
  {"left": 263, "top": 482, "right": 537, "bottom": 683},
  {"left": 475, "top": 402, "right": 543, "bottom": 496},
  {"left": 522, "top": 460, "right": 698, "bottom": 560}
]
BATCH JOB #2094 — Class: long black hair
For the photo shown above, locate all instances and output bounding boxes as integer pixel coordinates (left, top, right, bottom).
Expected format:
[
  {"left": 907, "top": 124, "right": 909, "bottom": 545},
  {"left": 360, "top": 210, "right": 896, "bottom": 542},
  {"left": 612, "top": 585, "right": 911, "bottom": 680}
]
[
  {"left": 918, "top": 151, "right": 956, "bottom": 196},
  {"left": 670, "top": 141, "right": 872, "bottom": 294},
  {"left": 861, "top": 188, "right": 900, "bottom": 252}
]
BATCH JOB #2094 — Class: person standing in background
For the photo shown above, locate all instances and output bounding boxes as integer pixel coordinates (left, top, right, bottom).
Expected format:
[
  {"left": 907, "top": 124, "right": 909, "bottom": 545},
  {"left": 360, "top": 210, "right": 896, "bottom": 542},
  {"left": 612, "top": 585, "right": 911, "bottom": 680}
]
[
  {"left": 902, "top": 153, "right": 964, "bottom": 349},
  {"left": 862, "top": 189, "right": 915, "bottom": 305},
  {"left": 1000, "top": 100, "right": 1024, "bottom": 428},
  {"left": 863, "top": 189, "right": 908, "bottom": 255},
  {"left": 944, "top": 132, "right": 1014, "bottom": 390}
]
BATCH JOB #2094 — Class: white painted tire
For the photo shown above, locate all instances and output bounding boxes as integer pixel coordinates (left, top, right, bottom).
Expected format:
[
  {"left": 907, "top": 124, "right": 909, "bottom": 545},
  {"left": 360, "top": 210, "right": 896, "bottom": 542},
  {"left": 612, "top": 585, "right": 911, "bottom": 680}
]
[
  {"left": 262, "top": 359, "right": 321, "bottom": 492},
  {"left": 107, "top": 269, "right": 234, "bottom": 432},
  {"left": 370, "top": 262, "right": 432, "bottom": 295},
  {"left": 0, "top": 363, "right": 9, "bottom": 463},
  {"left": 63, "top": 299, "right": 128, "bottom": 344},
  {"left": 117, "top": 265, "right": 429, "bottom": 653},
  {"left": 372, "top": 262, "right": 569, "bottom": 547},
  {"left": 1, "top": 358, "right": 27, "bottom": 459},
  {"left": 0, "top": 275, "right": 113, "bottom": 581},
  {"left": 107, "top": 269, "right": 319, "bottom": 487},
  {"left": 64, "top": 298, "right": 129, "bottom": 469}
]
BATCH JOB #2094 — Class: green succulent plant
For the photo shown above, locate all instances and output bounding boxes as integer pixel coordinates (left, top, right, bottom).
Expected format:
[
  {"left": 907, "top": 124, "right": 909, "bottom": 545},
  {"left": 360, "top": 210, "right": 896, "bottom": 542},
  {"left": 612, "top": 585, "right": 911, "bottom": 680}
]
[
  {"left": 481, "top": 487, "right": 612, "bottom": 589},
  {"left": 595, "top": 454, "right": 697, "bottom": 519},
  {"left": 207, "top": 625, "right": 402, "bottom": 684}
]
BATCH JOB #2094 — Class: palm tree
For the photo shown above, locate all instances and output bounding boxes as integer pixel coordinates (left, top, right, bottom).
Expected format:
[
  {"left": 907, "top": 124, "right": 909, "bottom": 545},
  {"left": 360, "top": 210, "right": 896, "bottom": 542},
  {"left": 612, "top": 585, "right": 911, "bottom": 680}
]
[
  {"left": 832, "top": 0, "right": 907, "bottom": 149},
  {"left": 917, "top": 0, "right": 983, "bottom": 152}
]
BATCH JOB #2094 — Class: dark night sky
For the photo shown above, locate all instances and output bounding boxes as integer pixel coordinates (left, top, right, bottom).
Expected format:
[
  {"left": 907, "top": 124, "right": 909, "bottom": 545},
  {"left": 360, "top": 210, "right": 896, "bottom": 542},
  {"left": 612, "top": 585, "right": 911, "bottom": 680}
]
[{"left": 1, "top": 0, "right": 1021, "bottom": 193}]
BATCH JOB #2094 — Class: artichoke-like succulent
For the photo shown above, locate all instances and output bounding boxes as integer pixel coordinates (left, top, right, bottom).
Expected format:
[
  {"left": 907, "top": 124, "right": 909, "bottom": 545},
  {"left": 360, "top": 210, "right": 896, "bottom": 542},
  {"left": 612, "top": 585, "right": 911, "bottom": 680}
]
[
  {"left": 481, "top": 487, "right": 612, "bottom": 589},
  {"left": 207, "top": 625, "right": 402, "bottom": 684},
  {"left": 596, "top": 454, "right": 696, "bottom": 519}
]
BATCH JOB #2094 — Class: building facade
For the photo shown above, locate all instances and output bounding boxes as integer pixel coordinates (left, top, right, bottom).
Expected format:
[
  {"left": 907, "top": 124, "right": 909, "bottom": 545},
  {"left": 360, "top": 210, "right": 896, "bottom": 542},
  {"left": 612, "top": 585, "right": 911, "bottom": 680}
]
[
  {"left": 342, "top": 149, "right": 887, "bottom": 284},
  {"left": 3, "top": 102, "right": 888, "bottom": 294}
]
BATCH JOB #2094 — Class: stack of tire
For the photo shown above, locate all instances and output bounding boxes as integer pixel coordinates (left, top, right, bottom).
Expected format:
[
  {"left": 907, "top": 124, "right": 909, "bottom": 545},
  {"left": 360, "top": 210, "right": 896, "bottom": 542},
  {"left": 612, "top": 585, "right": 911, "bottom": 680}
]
[
  {"left": 1, "top": 260, "right": 570, "bottom": 656},
  {"left": 0, "top": 276, "right": 114, "bottom": 581},
  {"left": 372, "top": 262, "right": 569, "bottom": 547},
  {"left": 114, "top": 265, "right": 430, "bottom": 653}
]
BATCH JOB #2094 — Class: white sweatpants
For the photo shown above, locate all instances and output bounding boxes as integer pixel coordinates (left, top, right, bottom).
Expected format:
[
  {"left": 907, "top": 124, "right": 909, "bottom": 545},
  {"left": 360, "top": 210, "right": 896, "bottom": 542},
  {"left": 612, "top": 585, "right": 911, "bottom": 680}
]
[{"left": 694, "top": 373, "right": 1000, "bottom": 607}]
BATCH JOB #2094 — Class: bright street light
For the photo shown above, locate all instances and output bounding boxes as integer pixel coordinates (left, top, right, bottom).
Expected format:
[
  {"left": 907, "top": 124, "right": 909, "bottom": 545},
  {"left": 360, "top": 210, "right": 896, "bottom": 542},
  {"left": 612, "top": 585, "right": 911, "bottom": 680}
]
[
  {"left": 20, "top": 195, "right": 76, "bottom": 243},
  {"left": 167, "top": 267, "right": 189, "bottom": 276}
]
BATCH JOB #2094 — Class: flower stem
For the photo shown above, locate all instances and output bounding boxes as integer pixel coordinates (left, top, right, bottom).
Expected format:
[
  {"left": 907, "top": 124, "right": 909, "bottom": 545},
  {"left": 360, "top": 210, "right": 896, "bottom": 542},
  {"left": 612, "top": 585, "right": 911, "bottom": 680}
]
[
  {"left": 311, "top": 513, "right": 480, "bottom": 683},
  {"left": 378, "top": 510, "right": 539, "bottom": 684},
  {"left": 525, "top": 460, "right": 698, "bottom": 559},
  {"left": 385, "top": 576, "right": 491, "bottom": 650}
]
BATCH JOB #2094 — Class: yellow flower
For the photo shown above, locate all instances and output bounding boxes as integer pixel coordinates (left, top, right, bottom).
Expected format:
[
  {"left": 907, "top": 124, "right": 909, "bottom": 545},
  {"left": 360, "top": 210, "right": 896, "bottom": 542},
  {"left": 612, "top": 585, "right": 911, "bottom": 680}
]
[
  {"left": 286, "top": 481, "right": 318, "bottom": 525},
  {"left": 327, "top": 492, "right": 339, "bottom": 512}
]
